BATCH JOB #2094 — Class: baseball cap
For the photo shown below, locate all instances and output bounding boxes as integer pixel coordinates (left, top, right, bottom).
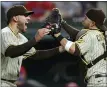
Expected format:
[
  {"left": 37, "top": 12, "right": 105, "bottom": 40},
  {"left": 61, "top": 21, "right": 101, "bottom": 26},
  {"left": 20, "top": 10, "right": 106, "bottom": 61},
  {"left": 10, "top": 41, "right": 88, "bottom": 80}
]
[
  {"left": 86, "top": 8, "right": 106, "bottom": 26},
  {"left": 7, "top": 5, "right": 34, "bottom": 22}
]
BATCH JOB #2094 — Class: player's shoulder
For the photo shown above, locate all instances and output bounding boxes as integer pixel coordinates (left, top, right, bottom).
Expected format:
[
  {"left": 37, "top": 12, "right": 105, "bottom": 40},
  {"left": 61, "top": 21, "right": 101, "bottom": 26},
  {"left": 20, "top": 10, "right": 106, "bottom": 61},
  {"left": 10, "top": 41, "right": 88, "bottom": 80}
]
[
  {"left": 80, "top": 29, "right": 103, "bottom": 38},
  {"left": 2, "top": 26, "right": 11, "bottom": 33},
  {"left": 19, "top": 33, "right": 28, "bottom": 41},
  {"left": 88, "top": 29, "right": 103, "bottom": 35}
]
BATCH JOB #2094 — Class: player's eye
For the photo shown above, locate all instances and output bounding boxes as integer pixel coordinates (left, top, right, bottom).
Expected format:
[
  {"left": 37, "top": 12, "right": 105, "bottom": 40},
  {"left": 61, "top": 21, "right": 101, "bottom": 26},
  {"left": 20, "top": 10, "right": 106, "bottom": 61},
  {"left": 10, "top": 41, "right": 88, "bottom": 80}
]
[{"left": 24, "top": 14, "right": 29, "bottom": 17}]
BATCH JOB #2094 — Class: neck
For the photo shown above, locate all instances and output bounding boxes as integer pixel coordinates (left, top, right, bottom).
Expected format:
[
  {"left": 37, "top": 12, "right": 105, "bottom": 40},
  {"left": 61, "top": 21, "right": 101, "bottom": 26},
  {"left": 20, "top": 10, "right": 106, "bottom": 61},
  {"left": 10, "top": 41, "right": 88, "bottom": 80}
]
[
  {"left": 90, "top": 26, "right": 99, "bottom": 30},
  {"left": 8, "top": 22, "right": 19, "bottom": 35}
]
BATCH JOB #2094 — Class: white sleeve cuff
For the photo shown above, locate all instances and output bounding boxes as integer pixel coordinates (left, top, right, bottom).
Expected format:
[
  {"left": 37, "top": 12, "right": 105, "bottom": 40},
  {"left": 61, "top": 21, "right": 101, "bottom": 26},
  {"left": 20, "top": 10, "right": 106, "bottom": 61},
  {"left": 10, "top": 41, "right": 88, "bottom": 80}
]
[{"left": 65, "top": 41, "right": 73, "bottom": 52}]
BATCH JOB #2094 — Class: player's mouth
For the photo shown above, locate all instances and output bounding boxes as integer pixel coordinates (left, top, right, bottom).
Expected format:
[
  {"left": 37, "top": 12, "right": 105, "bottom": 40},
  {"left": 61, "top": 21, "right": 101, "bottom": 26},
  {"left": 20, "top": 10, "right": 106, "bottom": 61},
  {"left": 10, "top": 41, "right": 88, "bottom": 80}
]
[
  {"left": 24, "top": 22, "right": 28, "bottom": 30},
  {"left": 25, "top": 22, "right": 28, "bottom": 26}
]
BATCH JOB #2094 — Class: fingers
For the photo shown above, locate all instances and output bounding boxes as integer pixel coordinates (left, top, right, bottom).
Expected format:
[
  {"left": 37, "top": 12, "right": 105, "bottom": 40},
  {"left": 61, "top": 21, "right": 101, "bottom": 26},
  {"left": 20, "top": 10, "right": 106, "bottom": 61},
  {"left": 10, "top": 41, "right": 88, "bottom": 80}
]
[
  {"left": 52, "top": 8, "right": 61, "bottom": 15},
  {"left": 42, "top": 28, "right": 51, "bottom": 35},
  {"left": 37, "top": 28, "right": 51, "bottom": 36},
  {"left": 35, "top": 28, "right": 51, "bottom": 42},
  {"left": 52, "top": 8, "right": 59, "bottom": 11},
  {"left": 59, "top": 46, "right": 65, "bottom": 53}
]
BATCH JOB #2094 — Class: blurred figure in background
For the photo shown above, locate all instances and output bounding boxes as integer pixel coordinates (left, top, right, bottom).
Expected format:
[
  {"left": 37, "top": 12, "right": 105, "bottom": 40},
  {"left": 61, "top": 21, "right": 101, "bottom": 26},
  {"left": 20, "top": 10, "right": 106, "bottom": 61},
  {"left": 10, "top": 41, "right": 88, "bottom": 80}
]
[
  {"left": 24, "top": 1, "right": 55, "bottom": 22},
  {"left": 53, "top": 2, "right": 82, "bottom": 18},
  {"left": 15, "top": 66, "right": 27, "bottom": 86},
  {"left": 16, "top": 66, "right": 47, "bottom": 87},
  {"left": 80, "top": 1, "right": 97, "bottom": 16},
  {"left": 1, "top": 1, "right": 25, "bottom": 14}
]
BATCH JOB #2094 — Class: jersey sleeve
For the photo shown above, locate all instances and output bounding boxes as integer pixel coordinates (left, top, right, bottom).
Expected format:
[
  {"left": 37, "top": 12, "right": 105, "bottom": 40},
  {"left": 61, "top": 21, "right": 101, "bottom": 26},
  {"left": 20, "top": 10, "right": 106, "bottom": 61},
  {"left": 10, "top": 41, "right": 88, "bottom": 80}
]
[
  {"left": 1, "top": 31, "right": 17, "bottom": 55},
  {"left": 75, "top": 32, "right": 91, "bottom": 56}
]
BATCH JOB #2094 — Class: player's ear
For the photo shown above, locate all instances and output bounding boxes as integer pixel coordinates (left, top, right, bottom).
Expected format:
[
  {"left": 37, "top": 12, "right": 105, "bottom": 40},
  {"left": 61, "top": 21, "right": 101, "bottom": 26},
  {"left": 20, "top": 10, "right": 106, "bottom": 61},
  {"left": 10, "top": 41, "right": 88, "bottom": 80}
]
[
  {"left": 90, "top": 21, "right": 95, "bottom": 27},
  {"left": 13, "top": 16, "right": 18, "bottom": 22}
]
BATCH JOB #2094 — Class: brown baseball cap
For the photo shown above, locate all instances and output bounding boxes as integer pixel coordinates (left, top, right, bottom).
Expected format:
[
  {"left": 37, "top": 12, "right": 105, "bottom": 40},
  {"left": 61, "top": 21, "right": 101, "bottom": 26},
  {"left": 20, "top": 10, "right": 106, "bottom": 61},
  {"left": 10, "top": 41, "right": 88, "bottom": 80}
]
[
  {"left": 86, "top": 8, "right": 105, "bottom": 26},
  {"left": 7, "top": 5, "right": 34, "bottom": 23}
]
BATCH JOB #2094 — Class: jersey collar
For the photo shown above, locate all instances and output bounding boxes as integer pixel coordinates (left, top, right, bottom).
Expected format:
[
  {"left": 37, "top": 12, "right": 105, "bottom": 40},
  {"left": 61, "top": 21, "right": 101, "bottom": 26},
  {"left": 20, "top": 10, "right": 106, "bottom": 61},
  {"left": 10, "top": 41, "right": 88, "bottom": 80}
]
[
  {"left": 8, "top": 26, "right": 19, "bottom": 37},
  {"left": 8, "top": 25, "right": 19, "bottom": 35}
]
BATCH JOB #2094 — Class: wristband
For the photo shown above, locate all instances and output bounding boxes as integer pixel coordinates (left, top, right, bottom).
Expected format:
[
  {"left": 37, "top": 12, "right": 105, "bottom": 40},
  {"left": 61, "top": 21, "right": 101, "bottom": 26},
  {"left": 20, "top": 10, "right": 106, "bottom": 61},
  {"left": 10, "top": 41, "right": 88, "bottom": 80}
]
[{"left": 65, "top": 41, "right": 73, "bottom": 52}]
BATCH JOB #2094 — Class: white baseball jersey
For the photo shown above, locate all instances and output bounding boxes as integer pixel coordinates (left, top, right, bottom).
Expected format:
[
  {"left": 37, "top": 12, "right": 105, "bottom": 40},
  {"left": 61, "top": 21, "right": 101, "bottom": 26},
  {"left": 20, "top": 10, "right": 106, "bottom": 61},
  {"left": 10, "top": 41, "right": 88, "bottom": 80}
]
[
  {"left": 75, "top": 29, "right": 107, "bottom": 79},
  {"left": 1, "top": 26, "right": 36, "bottom": 81}
]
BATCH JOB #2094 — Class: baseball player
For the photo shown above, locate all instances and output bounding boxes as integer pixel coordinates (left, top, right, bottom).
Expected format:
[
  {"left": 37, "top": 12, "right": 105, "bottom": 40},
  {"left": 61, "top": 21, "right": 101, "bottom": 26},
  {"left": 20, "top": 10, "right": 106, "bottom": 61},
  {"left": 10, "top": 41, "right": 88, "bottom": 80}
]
[
  {"left": 1, "top": 5, "right": 64, "bottom": 87},
  {"left": 50, "top": 8, "right": 107, "bottom": 87}
]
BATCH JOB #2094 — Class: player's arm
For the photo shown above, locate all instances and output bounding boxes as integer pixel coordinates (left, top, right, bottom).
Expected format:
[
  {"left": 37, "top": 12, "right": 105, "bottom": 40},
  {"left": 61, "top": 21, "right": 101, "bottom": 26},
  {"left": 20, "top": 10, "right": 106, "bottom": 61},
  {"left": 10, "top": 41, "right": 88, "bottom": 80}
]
[
  {"left": 3, "top": 28, "right": 50, "bottom": 58},
  {"left": 6, "top": 40, "right": 64, "bottom": 59},
  {"left": 54, "top": 33, "right": 80, "bottom": 56},
  {"left": 61, "top": 21, "right": 80, "bottom": 40},
  {"left": 5, "top": 38, "right": 37, "bottom": 58},
  {"left": 53, "top": 31, "right": 91, "bottom": 58},
  {"left": 28, "top": 46, "right": 64, "bottom": 60}
]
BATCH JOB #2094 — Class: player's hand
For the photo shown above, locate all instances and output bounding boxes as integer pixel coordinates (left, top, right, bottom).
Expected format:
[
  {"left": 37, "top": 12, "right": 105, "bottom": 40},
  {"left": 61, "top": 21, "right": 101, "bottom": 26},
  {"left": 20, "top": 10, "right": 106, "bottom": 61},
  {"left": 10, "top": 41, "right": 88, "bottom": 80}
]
[
  {"left": 35, "top": 28, "right": 51, "bottom": 42},
  {"left": 59, "top": 45, "right": 65, "bottom": 53}
]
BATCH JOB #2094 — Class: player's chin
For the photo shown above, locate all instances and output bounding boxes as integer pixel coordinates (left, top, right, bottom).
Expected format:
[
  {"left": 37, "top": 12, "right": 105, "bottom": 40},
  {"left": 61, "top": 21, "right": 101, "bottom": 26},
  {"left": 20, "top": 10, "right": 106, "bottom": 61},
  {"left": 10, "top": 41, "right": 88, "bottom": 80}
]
[
  {"left": 24, "top": 28, "right": 27, "bottom": 32},
  {"left": 22, "top": 27, "right": 27, "bottom": 33},
  {"left": 24, "top": 26, "right": 27, "bottom": 31},
  {"left": 82, "top": 23, "right": 88, "bottom": 28},
  {"left": 82, "top": 21, "right": 85, "bottom": 26}
]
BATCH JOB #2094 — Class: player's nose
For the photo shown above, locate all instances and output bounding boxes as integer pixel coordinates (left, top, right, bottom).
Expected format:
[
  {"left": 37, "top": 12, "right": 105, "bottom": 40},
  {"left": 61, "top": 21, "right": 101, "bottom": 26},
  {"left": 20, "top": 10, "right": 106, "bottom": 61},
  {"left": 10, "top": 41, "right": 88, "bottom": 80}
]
[
  {"left": 26, "top": 16, "right": 31, "bottom": 20},
  {"left": 26, "top": 16, "right": 31, "bottom": 22}
]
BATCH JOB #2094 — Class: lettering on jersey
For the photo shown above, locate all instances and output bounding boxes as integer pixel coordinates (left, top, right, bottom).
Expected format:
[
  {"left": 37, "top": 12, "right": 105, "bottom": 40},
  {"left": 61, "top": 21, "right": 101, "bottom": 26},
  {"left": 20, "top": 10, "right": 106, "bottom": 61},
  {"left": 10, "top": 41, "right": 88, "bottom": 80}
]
[
  {"left": 96, "top": 34, "right": 103, "bottom": 41},
  {"left": 96, "top": 34, "right": 106, "bottom": 50}
]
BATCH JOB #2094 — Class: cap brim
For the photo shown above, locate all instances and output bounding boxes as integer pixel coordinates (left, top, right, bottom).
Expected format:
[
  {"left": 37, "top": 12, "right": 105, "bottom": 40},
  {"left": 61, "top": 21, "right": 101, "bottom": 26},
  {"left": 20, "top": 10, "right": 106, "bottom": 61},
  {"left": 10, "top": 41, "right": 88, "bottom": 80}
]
[{"left": 25, "top": 11, "right": 34, "bottom": 16}]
